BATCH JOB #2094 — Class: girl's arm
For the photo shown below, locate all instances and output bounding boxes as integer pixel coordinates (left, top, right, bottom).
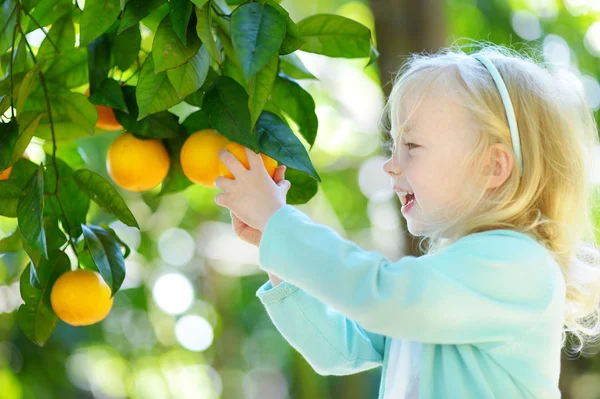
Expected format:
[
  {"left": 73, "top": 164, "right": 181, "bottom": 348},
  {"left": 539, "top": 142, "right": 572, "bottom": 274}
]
[
  {"left": 258, "top": 205, "right": 565, "bottom": 345},
  {"left": 256, "top": 278, "right": 385, "bottom": 375}
]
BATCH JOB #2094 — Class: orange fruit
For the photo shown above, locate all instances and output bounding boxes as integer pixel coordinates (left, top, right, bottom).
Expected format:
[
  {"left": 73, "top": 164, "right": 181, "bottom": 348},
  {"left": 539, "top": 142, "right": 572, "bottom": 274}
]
[
  {"left": 50, "top": 269, "right": 114, "bottom": 326},
  {"left": 180, "top": 129, "right": 230, "bottom": 188},
  {"left": 85, "top": 88, "right": 123, "bottom": 131},
  {"left": 218, "top": 141, "right": 278, "bottom": 179},
  {"left": 106, "top": 132, "right": 170, "bottom": 192},
  {"left": 0, "top": 166, "right": 12, "bottom": 180}
]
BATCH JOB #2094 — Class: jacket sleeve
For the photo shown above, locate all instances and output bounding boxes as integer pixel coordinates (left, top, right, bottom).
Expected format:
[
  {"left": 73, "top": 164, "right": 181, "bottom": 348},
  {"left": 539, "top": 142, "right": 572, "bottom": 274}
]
[
  {"left": 256, "top": 279, "right": 385, "bottom": 376},
  {"left": 258, "top": 204, "right": 563, "bottom": 345}
]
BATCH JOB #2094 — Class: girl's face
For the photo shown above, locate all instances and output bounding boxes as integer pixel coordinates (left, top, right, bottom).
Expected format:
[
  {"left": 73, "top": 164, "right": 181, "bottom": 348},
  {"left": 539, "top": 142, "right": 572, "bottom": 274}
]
[{"left": 383, "top": 92, "right": 479, "bottom": 236}]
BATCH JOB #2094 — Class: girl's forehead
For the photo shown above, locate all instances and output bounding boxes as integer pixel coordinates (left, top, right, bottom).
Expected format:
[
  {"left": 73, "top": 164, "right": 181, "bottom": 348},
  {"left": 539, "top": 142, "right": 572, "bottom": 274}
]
[{"left": 397, "top": 93, "right": 475, "bottom": 144}]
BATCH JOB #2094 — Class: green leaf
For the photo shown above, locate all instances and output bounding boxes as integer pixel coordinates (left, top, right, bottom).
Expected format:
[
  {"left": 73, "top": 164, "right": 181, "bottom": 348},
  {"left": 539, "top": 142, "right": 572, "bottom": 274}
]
[
  {"left": 215, "top": 24, "right": 236, "bottom": 66},
  {"left": 43, "top": 47, "right": 89, "bottom": 89},
  {"left": 0, "top": 1, "right": 17, "bottom": 54},
  {"left": 18, "top": 164, "right": 47, "bottom": 259},
  {"left": 169, "top": 0, "right": 194, "bottom": 46},
  {"left": 23, "top": 87, "right": 98, "bottom": 139},
  {"left": 4, "top": 38, "right": 34, "bottom": 75},
  {"left": 230, "top": 3, "right": 286, "bottom": 80},
  {"left": 152, "top": 15, "right": 201, "bottom": 73},
  {"left": 101, "top": 224, "right": 131, "bottom": 260},
  {"left": 182, "top": 108, "right": 211, "bottom": 134},
  {"left": 16, "top": 62, "right": 44, "bottom": 116},
  {"left": 285, "top": 167, "right": 318, "bottom": 205},
  {"left": 136, "top": 56, "right": 181, "bottom": 119},
  {"left": 37, "top": 13, "right": 75, "bottom": 59},
  {"left": 80, "top": 0, "right": 121, "bottom": 47},
  {"left": 366, "top": 40, "right": 379, "bottom": 67},
  {"left": 113, "top": 24, "right": 141, "bottom": 71},
  {"left": 183, "top": 67, "right": 217, "bottom": 106},
  {"left": 166, "top": 45, "right": 210, "bottom": 99},
  {"left": 89, "top": 78, "right": 127, "bottom": 112},
  {"left": 73, "top": 169, "right": 139, "bottom": 228},
  {"left": 297, "top": 14, "right": 371, "bottom": 58},
  {"left": 271, "top": 76, "right": 318, "bottom": 147},
  {"left": 0, "top": 229, "right": 22, "bottom": 252},
  {"left": 87, "top": 34, "right": 112, "bottom": 94},
  {"left": 203, "top": 76, "right": 256, "bottom": 150},
  {"left": 41, "top": 140, "right": 86, "bottom": 171},
  {"left": 190, "top": 0, "right": 208, "bottom": 7},
  {"left": 43, "top": 158, "right": 90, "bottom": 239},
  {"left": 23, "top": 216, "right": 68, "bottom": 269},
  {"left": 159, "top": 136, "right": 193, "bottom": 195},
  {"left": 195, "top": 2, "right": 222, "bottom": 64},
  {"left": 279, "top": 53, "right": 316, "bottom": 80},
  {"left": 0, "top": 180, "right": 22, "bottom": 217},
  {"left": 0, "top": 121, "right": 19, "bottom": 171},
  {"left": 0, "top": 72, "right": 25, "bottom": 116},
  {"left": 9, "top": 112, "right": 43, "bottom": 166},
  {"left": 260, "top": 0, "right": 303, "bottom": 55},
  {"left": 29, "top": 263, "right": 41, "bottom": 289},
  {"left": 81, "top": 225, "right": 126, "bottom": 296},
  {"left": 18, "top": 252, "right": 70, "bottom": 347},
  {"left": 8, "top": 157, "right": 38, "bottom": 186},
  {"left": 28, "top": 0, "right": 72, "bottom": 29},
  {"left": 222, "top": 55, "right": 247, "bottom": 90},
  {"left": 119, "top": 0, "right": 166, "bottom": 33},
  {"left": 256, "top": 111, "right": 320, "bottom": 182},
  {"left": 114, "top": 86, "right": 181, "bottom": 139},
  {"left": 248, "top": 52, "right": 278, "bottom": 130}
]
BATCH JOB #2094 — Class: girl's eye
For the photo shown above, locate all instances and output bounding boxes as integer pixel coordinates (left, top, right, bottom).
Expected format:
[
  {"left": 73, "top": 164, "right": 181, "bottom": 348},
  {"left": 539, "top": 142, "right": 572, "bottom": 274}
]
[{"left": 403, "top": 142, "right": 418, "bottom": 150}]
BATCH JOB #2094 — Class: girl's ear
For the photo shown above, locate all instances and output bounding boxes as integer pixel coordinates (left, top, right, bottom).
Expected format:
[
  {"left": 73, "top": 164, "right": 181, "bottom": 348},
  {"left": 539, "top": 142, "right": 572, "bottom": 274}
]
[{"left": 483, "top": 143, "right": 514, "bottom": 190}]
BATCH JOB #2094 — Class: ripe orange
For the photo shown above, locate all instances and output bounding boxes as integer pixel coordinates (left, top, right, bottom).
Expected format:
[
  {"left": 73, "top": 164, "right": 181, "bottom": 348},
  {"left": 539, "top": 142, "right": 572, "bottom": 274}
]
[
  {"left": 0, "top": 166, "right": 12, "bottom": 180},
  {"left": 218, "top": 141, "right": 278, "bottom": 179},
  {"left": 50, "top": 269, "right": 114, "bottom": 326},
  {"left": 85, "top": 88, "right": 123, "bottom": 131},
  {"left": 106, "top": 132, "right": 170, "bottom": 192},
  {"left": 180, "top": 129, "right": 230, "bottom": 188}
]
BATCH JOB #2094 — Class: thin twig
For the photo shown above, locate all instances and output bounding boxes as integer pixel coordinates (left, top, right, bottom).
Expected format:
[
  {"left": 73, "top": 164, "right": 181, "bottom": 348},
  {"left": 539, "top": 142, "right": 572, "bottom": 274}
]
[
  {"left": 19, "top": 2, "right": 61, "bottom": 53},
  {"left": 21, "top": 30, "right": 80, "bottom": 261},
  {"left": 9, "top": 19, "right": 18, "bottom": 118}
]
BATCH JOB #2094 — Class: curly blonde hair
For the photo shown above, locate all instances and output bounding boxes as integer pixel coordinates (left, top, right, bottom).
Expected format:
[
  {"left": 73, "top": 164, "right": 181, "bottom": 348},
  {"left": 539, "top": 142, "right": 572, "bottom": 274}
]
[{"left": 381, "top": 42, "right": 600, "bottom": 359}]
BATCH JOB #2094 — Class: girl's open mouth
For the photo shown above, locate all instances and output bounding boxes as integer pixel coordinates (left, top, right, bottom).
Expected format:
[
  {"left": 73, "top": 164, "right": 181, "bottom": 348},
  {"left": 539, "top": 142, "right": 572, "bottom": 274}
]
[{"left": 402, "top": 193, "right": 415, "bottom": 213}]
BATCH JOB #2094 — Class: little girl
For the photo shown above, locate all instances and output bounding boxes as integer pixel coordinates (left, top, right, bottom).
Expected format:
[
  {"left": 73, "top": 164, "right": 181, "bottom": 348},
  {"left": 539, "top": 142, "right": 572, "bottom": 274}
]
[{"left": 214, "top": 44, "right": 600, "bottom": 398}]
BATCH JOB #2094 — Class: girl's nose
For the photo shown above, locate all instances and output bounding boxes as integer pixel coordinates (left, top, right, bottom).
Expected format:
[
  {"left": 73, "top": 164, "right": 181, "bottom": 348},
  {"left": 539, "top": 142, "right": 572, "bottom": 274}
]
[
  {"left": 383, "top": 157, "right": 396, "bottom": 176},
  {"left": 383, "top": 156, "right": 399, "bottom": 176}
]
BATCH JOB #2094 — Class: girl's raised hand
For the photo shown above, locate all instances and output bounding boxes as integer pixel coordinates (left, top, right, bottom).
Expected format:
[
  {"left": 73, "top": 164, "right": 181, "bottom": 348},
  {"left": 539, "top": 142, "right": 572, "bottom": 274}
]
[{"left": 230, "top": 165, "right": 287, "bottom": 247}]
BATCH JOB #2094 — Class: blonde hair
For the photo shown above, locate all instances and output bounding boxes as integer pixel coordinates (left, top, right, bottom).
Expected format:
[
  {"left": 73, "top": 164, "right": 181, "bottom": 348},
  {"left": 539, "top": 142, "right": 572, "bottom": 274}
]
[{"left": 380, "top": 42, "right": 600, "bottom": 359}]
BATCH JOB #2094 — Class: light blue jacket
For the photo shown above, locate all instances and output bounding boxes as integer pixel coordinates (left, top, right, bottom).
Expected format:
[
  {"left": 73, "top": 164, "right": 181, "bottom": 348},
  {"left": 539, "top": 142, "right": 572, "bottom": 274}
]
[{"left": 255, "top": 204, "right": 566, "bottom": 398}]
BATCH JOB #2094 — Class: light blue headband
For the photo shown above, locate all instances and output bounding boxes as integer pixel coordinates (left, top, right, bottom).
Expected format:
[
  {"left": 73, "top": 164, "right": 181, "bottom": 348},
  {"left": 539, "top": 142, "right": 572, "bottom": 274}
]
[{"left": 471, "top": 54, "right": 524, "bottom": 177}]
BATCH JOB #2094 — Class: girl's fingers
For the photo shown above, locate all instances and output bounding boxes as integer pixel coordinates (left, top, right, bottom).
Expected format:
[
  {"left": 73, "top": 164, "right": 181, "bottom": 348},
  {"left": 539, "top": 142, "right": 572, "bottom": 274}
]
[{"left": 273, "top": 165, "right": 286, "bottom": 183}]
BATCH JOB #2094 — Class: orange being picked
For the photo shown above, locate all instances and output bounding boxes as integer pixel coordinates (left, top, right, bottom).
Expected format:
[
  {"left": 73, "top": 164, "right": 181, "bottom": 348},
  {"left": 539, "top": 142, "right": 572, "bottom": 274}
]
[
  {"left": 218, "top": 141, "right": 278, "bottom": 180},
  {"left": 85, "top": 87, "right": 123, "bottom": 131},
  {"left": 180, "top": 129, "right": 230, "bottom": 188},
  {"left": 107, "top": 132, "right": 170, "bottom": 192},
  {"left": 50, "top": 269, "right": 114, "bottom": 326}
]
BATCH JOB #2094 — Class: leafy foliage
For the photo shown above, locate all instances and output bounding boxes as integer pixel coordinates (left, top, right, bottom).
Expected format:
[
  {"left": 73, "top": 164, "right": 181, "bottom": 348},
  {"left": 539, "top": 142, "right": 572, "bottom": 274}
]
[{"left": 0, "top": 0, "right": 377, "bottom": 346}]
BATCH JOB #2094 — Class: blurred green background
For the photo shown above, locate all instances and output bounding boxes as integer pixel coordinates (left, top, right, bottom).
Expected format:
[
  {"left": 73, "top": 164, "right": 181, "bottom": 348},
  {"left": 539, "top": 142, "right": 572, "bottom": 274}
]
[{"left": 3, "top": 0, "right": 600, "bottom": 398}]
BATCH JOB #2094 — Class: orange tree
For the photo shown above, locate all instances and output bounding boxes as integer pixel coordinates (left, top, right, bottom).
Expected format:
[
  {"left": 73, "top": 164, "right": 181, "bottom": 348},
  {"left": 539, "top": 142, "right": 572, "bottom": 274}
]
[{"left": 0, "top": 0, "right": 378, "bottom": 346}]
